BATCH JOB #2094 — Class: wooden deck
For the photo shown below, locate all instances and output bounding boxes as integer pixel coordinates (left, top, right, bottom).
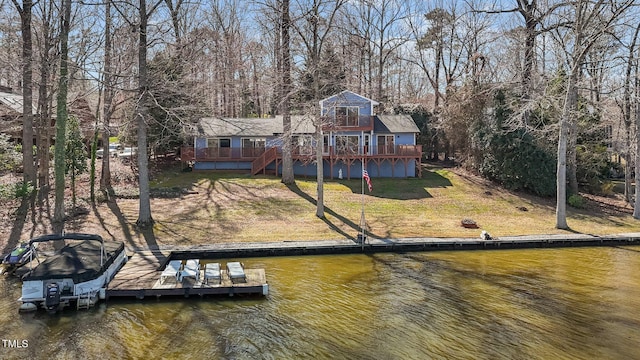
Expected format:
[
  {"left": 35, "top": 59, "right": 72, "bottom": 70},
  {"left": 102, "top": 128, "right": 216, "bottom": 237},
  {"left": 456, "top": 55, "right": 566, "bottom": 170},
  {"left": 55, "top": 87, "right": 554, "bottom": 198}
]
[{"left": 106, "top": 252, "right": 268, "bottom": 299}]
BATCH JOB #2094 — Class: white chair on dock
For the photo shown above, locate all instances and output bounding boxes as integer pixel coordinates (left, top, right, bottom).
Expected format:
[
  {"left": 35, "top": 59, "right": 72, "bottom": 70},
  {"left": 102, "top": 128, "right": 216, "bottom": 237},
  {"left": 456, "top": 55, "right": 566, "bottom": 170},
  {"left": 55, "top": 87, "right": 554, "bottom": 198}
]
[
  {"left": 204, "top": 263, "right": 221, "bottom": 284},
  {"left": 179, "top": 259, "right": 200, "bottom": 282},
  {"left": 160, "top": 260, "right": 182, "bottom": 284},
  {"left": 226, "top": 262, "right": 246, "bottom": 283}
]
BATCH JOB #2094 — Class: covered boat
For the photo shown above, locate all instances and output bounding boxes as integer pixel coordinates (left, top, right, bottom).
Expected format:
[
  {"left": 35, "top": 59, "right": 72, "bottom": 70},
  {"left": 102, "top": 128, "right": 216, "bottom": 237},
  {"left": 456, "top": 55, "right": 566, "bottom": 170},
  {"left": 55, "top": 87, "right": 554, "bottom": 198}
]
[{"left": 18, "top": 233, "right": 127, "bottom": 312}]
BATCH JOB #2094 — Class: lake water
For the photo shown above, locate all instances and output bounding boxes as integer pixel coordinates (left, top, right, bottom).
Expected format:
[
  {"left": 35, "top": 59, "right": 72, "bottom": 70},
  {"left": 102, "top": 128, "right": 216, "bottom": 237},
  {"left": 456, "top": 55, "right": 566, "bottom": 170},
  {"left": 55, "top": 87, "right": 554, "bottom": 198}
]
[{"left": 1, "top": 246, "right": 640, "bottom": 359}]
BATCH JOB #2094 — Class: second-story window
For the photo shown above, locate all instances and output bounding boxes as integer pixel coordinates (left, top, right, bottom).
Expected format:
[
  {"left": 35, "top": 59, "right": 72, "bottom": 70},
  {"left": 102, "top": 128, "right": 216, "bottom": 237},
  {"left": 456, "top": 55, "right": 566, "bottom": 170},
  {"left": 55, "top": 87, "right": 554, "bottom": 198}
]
[{"left": 335, "top": 106, "right": 359, "bottom": 127}]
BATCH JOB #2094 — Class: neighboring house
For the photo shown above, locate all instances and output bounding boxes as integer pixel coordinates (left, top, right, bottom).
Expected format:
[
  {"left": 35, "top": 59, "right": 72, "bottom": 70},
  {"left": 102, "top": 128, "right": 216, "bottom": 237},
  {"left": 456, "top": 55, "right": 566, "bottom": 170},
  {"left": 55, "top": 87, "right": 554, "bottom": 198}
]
[
  {"left": 0, "top": 89, "right": 39, "bottom": 142},
  {"left": 0, "top": 88, "right": 97, "bottom": 146},
  {"left": 182, "top": 91, "right": 422, "bottom": 178}
]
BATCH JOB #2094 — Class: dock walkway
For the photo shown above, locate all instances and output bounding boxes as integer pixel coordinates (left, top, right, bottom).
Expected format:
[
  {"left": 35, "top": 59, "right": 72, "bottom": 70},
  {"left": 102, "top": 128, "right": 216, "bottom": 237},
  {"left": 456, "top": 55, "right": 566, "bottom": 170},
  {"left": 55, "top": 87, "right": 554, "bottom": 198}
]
[{"left": 147, "top": 232, "right": 640, "bottom": 259}]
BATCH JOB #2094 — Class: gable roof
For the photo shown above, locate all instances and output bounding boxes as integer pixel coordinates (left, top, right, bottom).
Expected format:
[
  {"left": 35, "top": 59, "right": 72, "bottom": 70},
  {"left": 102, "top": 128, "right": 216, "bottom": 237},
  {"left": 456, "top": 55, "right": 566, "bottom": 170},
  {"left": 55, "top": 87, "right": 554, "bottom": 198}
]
[
  {"left": 319, "top": 90, "right": 379, "bottom": 107},
  {"left": 375, "top": 114, "right": 420, "bottom": 133},
  {"left": 0, "top": 91, "right": 37, "bottom": 115},
  {"left": 197, "top": 116, "right": 315, "bottom": 137}
]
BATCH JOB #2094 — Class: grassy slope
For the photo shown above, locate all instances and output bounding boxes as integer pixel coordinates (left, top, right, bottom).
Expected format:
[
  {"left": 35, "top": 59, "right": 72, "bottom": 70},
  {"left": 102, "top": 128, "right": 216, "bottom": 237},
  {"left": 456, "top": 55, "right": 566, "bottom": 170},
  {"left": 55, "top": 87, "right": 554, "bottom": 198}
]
[
  {"left": 4, "top": 164, "right": 637, "bottom": 251},
  {"left": 138, "top": 165, "right": 640, "bottom": 246}
]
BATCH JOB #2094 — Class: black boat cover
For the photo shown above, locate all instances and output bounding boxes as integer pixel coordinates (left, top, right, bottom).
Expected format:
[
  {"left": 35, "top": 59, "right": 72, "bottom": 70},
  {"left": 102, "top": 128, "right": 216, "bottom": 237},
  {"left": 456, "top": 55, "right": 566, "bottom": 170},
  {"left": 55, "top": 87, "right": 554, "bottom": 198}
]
[{"left": 22, "top": 241, "right": 125, "bottom": 283}]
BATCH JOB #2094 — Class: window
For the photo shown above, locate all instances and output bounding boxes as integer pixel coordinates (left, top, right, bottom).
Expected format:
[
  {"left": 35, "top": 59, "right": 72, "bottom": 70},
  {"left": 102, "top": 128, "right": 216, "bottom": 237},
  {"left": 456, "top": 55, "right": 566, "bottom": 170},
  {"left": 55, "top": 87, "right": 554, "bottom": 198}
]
[
  {"left": 207, "top": 138, "right": 231, "bottom": 148},
  {"left": 335, "top": 135, "right": 360, "bottom": 155},
  {"left": 294, "top": 135, "right": 313, "bottom": 155},
  {"left": 335, "top": 106, "right": 359, "bottom": 127},
  {"left": 207, "top": 138, "right": 231, "bottom": 157},
  {"left": 242, "top": 138, "right": 266, "bottom": 157},
  {"left": 377, "top": 135, "right": 395, "bottom": 155}
]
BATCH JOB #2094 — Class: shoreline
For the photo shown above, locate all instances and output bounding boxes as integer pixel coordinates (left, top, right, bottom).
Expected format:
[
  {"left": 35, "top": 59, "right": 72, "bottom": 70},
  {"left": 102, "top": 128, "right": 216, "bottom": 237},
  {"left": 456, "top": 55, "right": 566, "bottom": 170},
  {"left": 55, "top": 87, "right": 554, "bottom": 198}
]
[{"left": 128, "top": 232, "right": 640, "bottom": 259}]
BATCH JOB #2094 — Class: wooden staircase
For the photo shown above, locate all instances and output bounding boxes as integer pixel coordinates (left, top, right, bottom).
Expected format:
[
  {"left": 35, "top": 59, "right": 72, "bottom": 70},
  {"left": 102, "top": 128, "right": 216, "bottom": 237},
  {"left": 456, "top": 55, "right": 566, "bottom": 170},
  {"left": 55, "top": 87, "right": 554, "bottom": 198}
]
[{"left": 251, "top": 147, "right": 278, "bottom": 175}]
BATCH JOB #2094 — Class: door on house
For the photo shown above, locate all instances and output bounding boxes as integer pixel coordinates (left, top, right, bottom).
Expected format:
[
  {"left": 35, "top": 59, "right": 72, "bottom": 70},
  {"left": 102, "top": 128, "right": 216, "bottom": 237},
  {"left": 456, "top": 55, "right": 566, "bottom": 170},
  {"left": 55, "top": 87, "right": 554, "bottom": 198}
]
[
  {"left": 323, "top": 134, "right": 330, "bottom": 155},
  {"left": 335, "top": 135, "right": 360, "bottom": 156},
  {"left": 377, "top": 135, "right": 394, "bottom": 155}
]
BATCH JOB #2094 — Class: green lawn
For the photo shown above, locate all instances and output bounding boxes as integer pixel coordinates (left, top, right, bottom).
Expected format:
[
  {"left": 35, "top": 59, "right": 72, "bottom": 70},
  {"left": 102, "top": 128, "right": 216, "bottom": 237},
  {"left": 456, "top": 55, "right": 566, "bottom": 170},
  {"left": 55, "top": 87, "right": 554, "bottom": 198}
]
[{"left": 131, "top": 165, "right": 640, "bottom": 245}]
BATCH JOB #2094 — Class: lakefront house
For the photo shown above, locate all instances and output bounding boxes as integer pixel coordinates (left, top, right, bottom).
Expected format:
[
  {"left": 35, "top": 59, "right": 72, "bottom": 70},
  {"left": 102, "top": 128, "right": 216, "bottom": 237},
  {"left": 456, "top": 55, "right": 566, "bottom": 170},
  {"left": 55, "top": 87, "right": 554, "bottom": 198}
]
[{"left": 181, "top": 91, "right": 422, "bottom": 178}]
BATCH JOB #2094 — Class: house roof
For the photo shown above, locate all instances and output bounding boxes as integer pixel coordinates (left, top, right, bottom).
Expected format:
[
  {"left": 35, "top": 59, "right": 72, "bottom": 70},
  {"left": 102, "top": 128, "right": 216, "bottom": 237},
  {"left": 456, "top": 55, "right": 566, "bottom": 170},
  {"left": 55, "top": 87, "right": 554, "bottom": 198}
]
[
  {"left": 319, "top": 90, "right": 379, "bottom": 107},
  {"left": 375, "top": 114, "right": 420, "bottom": 133},
  {"left": 0, "top": 91, "right": 37, "bottom": 115},
  {"left": 1, "top": 91, "right": 98, "bottom": 140},
  {"left": 197, "top": 116, "right": 316, "bottom": 137}
]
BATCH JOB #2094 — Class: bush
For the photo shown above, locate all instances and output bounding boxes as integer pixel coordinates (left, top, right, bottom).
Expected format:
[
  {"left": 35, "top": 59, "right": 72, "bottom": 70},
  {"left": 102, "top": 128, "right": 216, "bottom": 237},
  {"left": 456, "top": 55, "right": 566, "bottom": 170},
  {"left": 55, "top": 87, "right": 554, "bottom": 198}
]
[
  {"left": 0, "top": 181, "right": 34, "bottom": 200},
  {"left": 568, "top": 194, "right": 585, "bottom": 208},
  {"left": 474, "top": 90, "right": 557, "bottom": 197},
  {"left": 576, "top": 144, "right": 613, "bottom": 195},
  {"left": 0, "top": 134, "right": 22, "bottom": 174}
]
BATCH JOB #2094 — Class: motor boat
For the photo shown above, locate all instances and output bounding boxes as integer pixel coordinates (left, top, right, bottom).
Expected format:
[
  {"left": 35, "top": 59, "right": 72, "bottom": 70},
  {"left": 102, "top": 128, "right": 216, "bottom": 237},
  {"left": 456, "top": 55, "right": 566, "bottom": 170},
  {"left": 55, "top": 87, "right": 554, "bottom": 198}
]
[{"left": 18, "top": 233, "right": 127, "bottom": 312}]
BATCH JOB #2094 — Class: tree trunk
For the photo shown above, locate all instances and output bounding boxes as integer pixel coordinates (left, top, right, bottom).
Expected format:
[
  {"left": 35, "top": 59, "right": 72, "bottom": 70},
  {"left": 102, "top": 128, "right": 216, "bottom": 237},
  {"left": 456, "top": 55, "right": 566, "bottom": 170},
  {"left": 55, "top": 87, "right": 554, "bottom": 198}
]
[
  {"left": 634, "top": 97, "right": 640, "bottom": 218},
  {"left": 53, "top": 0, "right": 72, "bottom": 226},
  {"left": 634, "top": 36, "right": 640, "bottom": 218},
  {"left": 567, "top": 117, "right": 578, "bottom": 195},
  {"left": 36, "top": 2, "right": 54, "bottom": 201},
  {"left": 280, "top": 0, "right": 294, "bottom": 184},
  {"left": 136, "top": 0, "right": 153, "bottom": 227},
  {"left": 556, "top": 71, "right": 578, "bottom": 229},
  {"left": 625, "top": 24, "right": 640, "bottom": 205},
  {"left": 100, "top": 0, "right": 114, "bottom": 194},
  {"left": 625, "top": 133, "right": 633, "bottom": 203},
  {"left": 14, "top": 0, "right": 36, "bottom": 188},
  {"left": 315, "top": 119, "right": 324, "bottom": 218}
]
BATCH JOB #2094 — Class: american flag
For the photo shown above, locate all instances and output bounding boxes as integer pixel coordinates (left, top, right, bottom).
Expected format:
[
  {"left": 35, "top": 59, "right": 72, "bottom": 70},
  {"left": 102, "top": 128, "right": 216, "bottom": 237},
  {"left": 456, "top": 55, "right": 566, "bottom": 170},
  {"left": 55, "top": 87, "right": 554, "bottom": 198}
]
[{"left": 363, "top": 169, "right": 372, "bottom": 192}]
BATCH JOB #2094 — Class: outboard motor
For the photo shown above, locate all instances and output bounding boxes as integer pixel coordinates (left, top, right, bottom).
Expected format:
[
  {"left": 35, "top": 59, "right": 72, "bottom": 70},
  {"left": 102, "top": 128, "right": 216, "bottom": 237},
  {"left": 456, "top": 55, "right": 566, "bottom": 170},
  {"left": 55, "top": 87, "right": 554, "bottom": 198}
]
[{"left": 45, "top": 283, "right": 60, "bottom": 312}]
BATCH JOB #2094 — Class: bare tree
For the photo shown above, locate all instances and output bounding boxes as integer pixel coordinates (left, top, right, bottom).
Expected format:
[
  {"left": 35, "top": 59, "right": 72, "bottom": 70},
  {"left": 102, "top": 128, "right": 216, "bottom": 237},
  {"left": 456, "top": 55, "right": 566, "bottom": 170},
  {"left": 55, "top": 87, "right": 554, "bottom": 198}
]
[
  {"left": 554, "top": 0, "right": 634, "bottom": 229},
  {"left": 11, "top": 0, "right": 36, "bottom": 188},
  {"left": 635, "top": 54, "right": 640, "bottom": 218},
  {"left": 135, "top": 0, "right": 165, "bottom": 228},
  {"left": 280, "top": 0, "right": 294, "bottom": 184},
  {"left": 616, "top": 23, "right": 640, "bottom": 207},
  {"left": 34, "top": 0, "right": 56, "bottom": 198},
  {"left": 53, "top": 0, "right": 72, "bottom": 225},
  {"left": 0, "top": 10, "right": 22, "bottom": 89},
  {"left": 100, "top": 0, "right": 115, "bottom": 194},
  {"left": 291, "top": 0, "right": 345, "bottom": 217}
]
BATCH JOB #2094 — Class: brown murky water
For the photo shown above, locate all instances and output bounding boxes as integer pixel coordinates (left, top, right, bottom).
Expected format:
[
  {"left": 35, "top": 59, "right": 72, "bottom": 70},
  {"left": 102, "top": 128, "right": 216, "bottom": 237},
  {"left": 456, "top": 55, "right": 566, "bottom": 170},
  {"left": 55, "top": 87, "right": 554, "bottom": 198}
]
[{"left": 1, "top": 246, "right": 640, "bottom": 359}]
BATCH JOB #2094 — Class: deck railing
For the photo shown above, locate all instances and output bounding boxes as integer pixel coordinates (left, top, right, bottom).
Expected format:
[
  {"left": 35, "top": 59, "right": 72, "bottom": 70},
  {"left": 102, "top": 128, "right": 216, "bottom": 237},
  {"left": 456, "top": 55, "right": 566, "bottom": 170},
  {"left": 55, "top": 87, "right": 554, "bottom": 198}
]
[
  {"left": 330, "top": 144, "right": 422, "bottom": 157},
  {"left": 183, "top": 144, "right": 422, "bottom": 163},
  {"left": 321, "top": 115, "right": 374, "bottom": 131},
  {"left": 181, "top": 146, "right": 266, "bottom": 161}
]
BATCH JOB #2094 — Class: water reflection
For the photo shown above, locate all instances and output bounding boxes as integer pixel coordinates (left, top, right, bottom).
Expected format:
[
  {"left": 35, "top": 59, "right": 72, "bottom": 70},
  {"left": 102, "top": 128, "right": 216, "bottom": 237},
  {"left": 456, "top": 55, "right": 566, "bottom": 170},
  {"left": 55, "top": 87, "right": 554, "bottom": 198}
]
[{"left": 1, "top": 247, "right": 640, "bottom": 359}]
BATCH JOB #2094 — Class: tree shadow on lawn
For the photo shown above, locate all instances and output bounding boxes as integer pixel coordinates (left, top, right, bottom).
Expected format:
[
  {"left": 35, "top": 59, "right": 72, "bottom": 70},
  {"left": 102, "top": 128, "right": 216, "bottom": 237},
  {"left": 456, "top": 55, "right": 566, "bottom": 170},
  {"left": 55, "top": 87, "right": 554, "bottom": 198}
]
[
  {"left": 286, "top": 182, "right": 385, "bottom": 241},
  {"left": 568, "top": 195, "right": 637, "bottom": 229},
  {"left": 3, "top": 197, "right": 31, "bottom": 255},
  {"left": 104, "top": 199, "right": 137, "bottom": 249},
  {"left": 333, "top": 169, "right": 451, "bottom": 200}
]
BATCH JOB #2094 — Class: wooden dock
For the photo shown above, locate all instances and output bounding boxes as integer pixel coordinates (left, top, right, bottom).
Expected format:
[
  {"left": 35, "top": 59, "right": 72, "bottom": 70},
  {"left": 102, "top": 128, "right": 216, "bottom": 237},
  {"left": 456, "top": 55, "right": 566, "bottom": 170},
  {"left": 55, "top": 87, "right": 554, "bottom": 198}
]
[
  {"left": 161, "top": 233, "right": 640, "bottom": 259},
  {"left": 106, "top": 252, "right": 268, "bottom": 299},
  {"left": 104, "top": 233, "right": 640, "bottom": 301}
]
